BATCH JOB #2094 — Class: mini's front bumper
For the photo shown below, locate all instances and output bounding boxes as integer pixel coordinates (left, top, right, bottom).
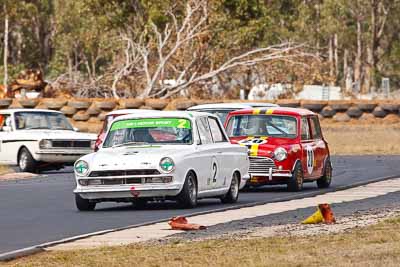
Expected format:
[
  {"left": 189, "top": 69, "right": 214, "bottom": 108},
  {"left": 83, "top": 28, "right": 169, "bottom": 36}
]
[
  {"left": 74, "top": 183, "right": 182, "bottom": 200},
  {"left": 248, "top": 168, "right": 292, "bottom": 185}
]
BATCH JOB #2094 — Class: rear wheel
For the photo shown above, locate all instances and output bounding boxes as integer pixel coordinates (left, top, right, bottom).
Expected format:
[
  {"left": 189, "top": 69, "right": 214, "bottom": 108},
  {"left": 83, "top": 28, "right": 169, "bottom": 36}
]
[
  {"left": 287, "top": 163, "right": 304, "bottom": 192},
  {"left": 18, "top": 147, "right": 36, "bottom": 173},
  {"left": 317, "top": 159, "right": 332, "bottom": 188},
  {"left": 75, "top": 194, "right": 96, "bottom": 211},
  {"left": 221, "top": 172, "right": 240, "bottom": 203},
  {"left": 177, "top": 172, "right": 197, "bottom": 208}
]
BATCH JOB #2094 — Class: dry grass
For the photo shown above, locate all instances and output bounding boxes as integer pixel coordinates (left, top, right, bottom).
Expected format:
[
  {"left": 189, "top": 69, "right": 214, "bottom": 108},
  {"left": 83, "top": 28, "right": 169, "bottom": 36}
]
[
  {"left": 322, "top": 123, "right": 400, "bottom": 155},
  {"left": 4, "top": 217, "right": 400, "bottom": 267},
  {"left": 0, "top": 165, "right": 12, "bottom": 175}
]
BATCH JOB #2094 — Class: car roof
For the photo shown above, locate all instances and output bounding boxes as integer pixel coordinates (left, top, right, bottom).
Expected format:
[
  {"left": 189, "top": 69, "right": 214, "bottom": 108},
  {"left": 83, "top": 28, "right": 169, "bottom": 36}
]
[
  {"left": 106, "top": 109, "right": 159, "bottom": 116},
  {"left": 229, "top": 107, "right": 315, "bottom": 117},
  {"left": 113, "top": 110, "right": 216, "bottom": 122},
  {"left": 187, "top": 102, "right": 277, "bottom": 110},
  {"left": 0, "top": 108, "right": 62, "bottom": 114}
]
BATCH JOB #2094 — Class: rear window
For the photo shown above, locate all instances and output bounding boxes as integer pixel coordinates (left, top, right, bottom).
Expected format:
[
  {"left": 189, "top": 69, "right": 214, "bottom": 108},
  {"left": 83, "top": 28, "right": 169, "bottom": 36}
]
[{"left": 226, "top": 115, "right": 297, "bottom": 138}]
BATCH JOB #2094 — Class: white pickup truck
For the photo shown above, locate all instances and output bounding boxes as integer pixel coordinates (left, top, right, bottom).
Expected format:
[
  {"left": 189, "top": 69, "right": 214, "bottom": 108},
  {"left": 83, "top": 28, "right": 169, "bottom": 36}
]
[{"left": 0, "top": 109, "right": 97, "bottom": 172}]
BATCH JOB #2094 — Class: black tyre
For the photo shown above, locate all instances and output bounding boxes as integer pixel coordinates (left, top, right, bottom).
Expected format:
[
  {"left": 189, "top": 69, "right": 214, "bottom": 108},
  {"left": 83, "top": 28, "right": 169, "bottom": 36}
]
[
  {"left": 221, "top": 172, "right": 240, "bottom": 204},
  {"left": 75, "top": 194, "right": 96, "bottom": 211},
  {"left": 317, "top": 159, "right": 332, "bottom": 188},
  {"left": 287, "top": 163, "right": 304, "bottom": 192},
  {"left": 177, "top": 172, "right": 198, "bottom": 208},
  {"left": 18, "top": 147, "right": 36, "bottom": 173},
  {"left": 133, "top": 199, "right": 148, "bottom": 209}
]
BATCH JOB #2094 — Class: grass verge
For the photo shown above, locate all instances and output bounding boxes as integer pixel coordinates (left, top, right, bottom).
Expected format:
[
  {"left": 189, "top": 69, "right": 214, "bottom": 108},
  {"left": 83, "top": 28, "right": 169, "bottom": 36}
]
[
  {"left": 322, "top": 123, "right": 400, "bottom": 155},
  {"left": 4, "top": 217, "right": 400, "bottom": 267}
]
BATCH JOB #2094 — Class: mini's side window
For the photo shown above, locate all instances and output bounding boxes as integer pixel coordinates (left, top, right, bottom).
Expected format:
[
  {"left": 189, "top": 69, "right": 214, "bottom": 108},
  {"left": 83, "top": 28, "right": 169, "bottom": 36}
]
[
  {"left": 196, "top": 117, "right": 213, "bottom": 144},
  {"left": 301, "top": 117, "right": 311, "bottom": 140},
  {"left": 208, "top": 117, "right": 228, "bottom": 143},
  {"left": 310, "top": 116, "right": 322, "bottom": 139},
  {"left": 0, "top": 114, "right": 11, "bottom": 131}
]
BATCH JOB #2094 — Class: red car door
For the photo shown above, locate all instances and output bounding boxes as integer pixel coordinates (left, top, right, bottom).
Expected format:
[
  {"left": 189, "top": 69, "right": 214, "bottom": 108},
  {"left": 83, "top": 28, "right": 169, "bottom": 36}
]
[
  {"left": 309, "top": 115, "right": 326, "bottom": 177},
  {"left": 300, "top": 116, "right": 318, "bottom": 179}
]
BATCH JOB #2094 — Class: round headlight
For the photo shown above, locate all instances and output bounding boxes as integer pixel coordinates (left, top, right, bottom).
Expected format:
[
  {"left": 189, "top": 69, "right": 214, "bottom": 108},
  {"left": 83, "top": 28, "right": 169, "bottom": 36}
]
[
  {"left": 75, "top": 160, "right": 89, "bottom": 176},
  {"left": 274, "top": 147, "right": 287, "bottom": 161},
  {"left": 160, "top": 157, "right": 175, "bottom": 173},
  {"left": 39, "top": 139, "right": 52, "bottom": 149}
]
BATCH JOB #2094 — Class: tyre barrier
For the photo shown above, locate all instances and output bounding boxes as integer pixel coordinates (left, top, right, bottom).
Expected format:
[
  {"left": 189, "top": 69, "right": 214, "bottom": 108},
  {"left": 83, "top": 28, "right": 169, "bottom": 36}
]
[{"left": 1, "top": 98, "right": 400, "bottom": 132}]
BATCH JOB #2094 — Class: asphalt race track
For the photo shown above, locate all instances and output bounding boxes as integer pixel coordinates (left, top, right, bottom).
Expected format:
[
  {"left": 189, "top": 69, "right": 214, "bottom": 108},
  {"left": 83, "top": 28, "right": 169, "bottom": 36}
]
[{"left": 1, "top": 155, "right": 400, "bottom": 254}]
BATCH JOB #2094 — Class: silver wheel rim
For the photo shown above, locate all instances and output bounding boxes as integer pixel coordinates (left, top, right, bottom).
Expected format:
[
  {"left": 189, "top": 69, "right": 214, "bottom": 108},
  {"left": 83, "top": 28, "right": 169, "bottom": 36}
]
[
  {"left": 231, "top": 174, "right": 239, "bottom": 199},
  {"left": 20, "top": 152, "right": 28, "bottom": 170},
  {"left": 188, "top": 176, "right": 197, "bottom": 202}
]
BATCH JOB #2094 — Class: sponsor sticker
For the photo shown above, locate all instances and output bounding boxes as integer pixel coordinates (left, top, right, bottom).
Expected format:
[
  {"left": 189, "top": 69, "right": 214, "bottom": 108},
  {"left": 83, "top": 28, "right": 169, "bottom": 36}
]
[{"left": 110, "top": 118, "right": 191, "bottom": 131}]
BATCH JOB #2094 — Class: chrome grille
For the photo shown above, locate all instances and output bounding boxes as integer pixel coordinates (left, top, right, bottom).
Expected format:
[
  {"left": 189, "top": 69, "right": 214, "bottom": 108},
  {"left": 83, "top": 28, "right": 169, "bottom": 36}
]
[
  {"left": 89, "top": 169, "right": 160, "bottom": 177},
  {"left": 249, "top": 156, "right": 276, "bottom": 175}
]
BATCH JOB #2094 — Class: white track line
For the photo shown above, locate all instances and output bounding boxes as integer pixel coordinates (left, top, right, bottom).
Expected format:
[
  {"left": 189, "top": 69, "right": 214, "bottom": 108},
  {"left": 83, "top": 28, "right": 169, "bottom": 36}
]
[{"left": 49, "top": 178, "right": 400, "bottom": 250}]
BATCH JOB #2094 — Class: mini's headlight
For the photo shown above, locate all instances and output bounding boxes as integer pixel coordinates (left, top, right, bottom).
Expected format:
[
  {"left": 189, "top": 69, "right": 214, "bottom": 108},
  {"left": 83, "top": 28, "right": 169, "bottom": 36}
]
[
  {"left": 75, "top": 160, "right": 89, "bottom": 176},
  {"left": 39, "top": 139, "right": 52, "bottom": 149},
  {"left": 160, "top": 157, "right": 175, "bottom": 173},
  {"left": 274, "top": 147, "right": 287, "bottom": 161}
]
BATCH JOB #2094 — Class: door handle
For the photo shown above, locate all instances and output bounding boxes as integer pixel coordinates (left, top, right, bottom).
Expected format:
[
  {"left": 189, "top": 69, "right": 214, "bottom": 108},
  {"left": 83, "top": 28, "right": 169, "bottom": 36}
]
[{"left": 217, "top": 151, "right": 223, "bottom": 154}]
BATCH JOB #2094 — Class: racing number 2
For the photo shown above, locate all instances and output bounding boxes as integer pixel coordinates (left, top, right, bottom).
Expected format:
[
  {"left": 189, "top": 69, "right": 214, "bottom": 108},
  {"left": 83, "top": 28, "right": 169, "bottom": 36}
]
[{"left": 212, "top": 163, "right": 217, "bottom": 183}]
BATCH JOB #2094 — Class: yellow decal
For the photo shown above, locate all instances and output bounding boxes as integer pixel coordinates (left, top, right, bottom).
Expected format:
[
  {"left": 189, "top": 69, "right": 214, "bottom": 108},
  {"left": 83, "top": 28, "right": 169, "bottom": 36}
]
[
  {"left": 265, "top": 109, "right": 274, "bottom": 115},
  {"left": 253, "top": 109, "right": 261, "bottom": 115},
  {"left": 249, "top": 136, "right": 268, "bottom": 156}
]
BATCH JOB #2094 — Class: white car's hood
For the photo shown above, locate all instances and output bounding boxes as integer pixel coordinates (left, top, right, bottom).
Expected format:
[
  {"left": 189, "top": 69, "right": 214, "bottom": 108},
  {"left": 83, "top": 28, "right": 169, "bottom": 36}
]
[
  {"left": 17, "top": 130, "right": 97, "bottom": 140},
  {"left": 87, "top": 145, "right": 194, "bottom": 171}
]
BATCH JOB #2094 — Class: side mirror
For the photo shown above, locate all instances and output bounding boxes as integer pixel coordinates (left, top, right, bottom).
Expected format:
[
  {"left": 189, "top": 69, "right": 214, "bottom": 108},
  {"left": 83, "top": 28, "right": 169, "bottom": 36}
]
[{"left": 73, "top": 127, "right": 79, "bottom": 132}]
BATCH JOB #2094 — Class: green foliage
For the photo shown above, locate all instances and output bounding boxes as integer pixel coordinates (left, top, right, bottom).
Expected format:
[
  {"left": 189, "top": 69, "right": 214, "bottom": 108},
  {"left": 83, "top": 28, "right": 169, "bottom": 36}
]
[{"left": 0, "top": 0, "right": 400, "bottom": 90}]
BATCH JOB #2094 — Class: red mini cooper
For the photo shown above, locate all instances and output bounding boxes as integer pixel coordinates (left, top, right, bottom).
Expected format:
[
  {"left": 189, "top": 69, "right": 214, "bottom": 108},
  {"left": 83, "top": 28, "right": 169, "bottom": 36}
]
[{"left": 225, "top": 107, "right": 332, "bottom": 191}]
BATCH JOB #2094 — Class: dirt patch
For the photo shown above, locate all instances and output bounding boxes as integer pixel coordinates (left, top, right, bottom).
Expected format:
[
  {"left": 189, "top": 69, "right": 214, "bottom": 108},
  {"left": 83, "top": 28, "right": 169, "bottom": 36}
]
[{"left": 0, "top": 172, "right": 38, "bottom": 181}]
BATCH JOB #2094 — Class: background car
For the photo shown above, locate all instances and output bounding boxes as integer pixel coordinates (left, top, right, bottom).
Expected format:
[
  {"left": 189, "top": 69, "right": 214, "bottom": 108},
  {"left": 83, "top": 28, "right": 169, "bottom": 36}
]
[
  {"left": 74, "top": 111, "right": 249, "bottom": 211},
  {"left": 187, "top": 102, "right": 278, "bottom": 124},
  {"left": 225, "top": 107, "right": 332, "bottom": 191},
  {"left": 94, "top": 109, "right": 158, "bottom": 151},
  {"left": 0, "top": 109, "right": 97, "bottom": 172}
]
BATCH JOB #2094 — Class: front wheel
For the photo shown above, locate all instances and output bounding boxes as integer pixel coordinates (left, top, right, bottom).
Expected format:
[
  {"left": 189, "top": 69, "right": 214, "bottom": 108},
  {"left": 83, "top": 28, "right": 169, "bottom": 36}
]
[
  {"left": 75, "top": 194, "right": 96, "bottom": 211},
  {"left": 317, "top": 159, "right": 332, "bottom": 188},
  {"left": 177, "top": 172, "right": 198, "bottom": 208},
  {"left": 221, "top": 172, "right": 240, "bottom": 203},
  {"left": 287, "top": 163, "right": 304, "bottom": 192},
  {"left": 18, "top": 147, "right": 36, "bottom": 173}
]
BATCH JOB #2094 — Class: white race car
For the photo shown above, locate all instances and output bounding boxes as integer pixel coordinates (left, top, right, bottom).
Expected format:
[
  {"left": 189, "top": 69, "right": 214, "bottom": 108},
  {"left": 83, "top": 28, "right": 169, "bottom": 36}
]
[
  {"left": 0, "top": 109, "right": 97, "bottom": 172},
  {"left": 73, "top": 111, "right": 250, "bottom": 210}
]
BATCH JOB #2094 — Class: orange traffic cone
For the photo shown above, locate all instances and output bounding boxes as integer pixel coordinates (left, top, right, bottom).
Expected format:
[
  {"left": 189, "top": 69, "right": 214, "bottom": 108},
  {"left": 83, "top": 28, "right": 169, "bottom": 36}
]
[
  {"left": 318, "top": 203, "right": 336, "bottom": 224},
  {"left": 168, "top": 216, "right": 207, "bottom": 230},
  {"left": 301, "top": 203, "right": 336, "bottom": 224}
]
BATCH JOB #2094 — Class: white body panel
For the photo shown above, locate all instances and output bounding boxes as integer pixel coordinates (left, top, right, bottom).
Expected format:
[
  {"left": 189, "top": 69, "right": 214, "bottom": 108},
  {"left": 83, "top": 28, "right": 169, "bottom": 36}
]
[
  {"left": 74, "top": 111, "right": 250, "bottom": 201},
  {"left": 0, "top": 109, "right": 97, "bottom": 165}
]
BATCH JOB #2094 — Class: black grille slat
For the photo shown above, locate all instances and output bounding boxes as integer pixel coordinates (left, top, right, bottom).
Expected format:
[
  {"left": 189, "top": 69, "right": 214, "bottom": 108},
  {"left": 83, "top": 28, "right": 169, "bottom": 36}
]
[
  {"left": 52, "top": 140, "right": 91, "bottom": 148},
  {"left": 89, "top": 169, "right": 160, "bottom": 177}
]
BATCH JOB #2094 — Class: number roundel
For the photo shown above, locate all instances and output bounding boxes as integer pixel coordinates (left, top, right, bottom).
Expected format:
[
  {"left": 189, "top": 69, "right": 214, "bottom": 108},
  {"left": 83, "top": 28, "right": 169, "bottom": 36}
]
[{"left": 306, "top": 146, "right": 314, "bottom": 175}]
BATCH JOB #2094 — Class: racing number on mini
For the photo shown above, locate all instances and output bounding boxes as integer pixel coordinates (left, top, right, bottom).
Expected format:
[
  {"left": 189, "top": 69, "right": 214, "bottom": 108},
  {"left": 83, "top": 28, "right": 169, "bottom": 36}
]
[{"left": 306, "top": 146, "right": 314, "bottom": 174}]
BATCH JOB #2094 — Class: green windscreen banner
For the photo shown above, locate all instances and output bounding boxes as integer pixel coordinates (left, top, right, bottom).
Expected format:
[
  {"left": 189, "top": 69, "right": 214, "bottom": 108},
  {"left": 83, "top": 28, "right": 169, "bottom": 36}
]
[{"left": 110, "top": 118, "right": 191, "bottom": 131}]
